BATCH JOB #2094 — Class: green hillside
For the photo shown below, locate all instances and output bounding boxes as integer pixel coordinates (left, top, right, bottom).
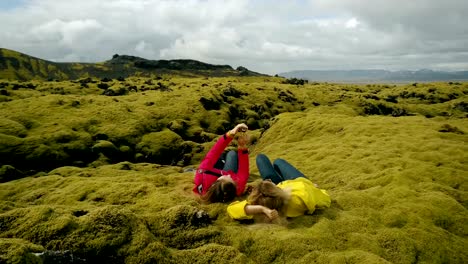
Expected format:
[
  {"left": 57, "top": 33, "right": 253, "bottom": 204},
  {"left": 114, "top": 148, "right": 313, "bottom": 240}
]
[
  {"left": 0, "top": 48, "right": 262, "bottom": 81},
  {"left": 0, "top": 69, "right": 467, "bottom": 262}
]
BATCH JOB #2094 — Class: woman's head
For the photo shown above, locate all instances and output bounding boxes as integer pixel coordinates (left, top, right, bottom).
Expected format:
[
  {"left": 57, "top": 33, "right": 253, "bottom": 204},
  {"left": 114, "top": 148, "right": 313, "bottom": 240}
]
[
  {"left": 248, "top": 180, "right": 288, "bottom": 212},
  {"left": 201, "top": 177, "right": 237, "bottom": 203}
]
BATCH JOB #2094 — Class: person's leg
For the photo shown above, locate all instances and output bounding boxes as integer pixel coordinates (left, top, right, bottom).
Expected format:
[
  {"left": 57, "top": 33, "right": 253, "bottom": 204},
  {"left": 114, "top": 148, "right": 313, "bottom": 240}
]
[
  {"left": 213, "top": 151, "right": 228, "bottom": 170},
  {"left": 256, "top": 154, "right": 283, "bottom": 184},
  {"left": 273, "top": 158, "right": 305, "bottom": 180},
  {"left": 222, "top": 150, "right": 238, "bottom": 173}
]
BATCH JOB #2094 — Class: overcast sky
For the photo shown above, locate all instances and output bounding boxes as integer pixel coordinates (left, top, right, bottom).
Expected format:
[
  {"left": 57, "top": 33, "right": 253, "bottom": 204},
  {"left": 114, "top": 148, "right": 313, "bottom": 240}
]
[{"left": 1, "top": 0, "right": 468, "bottom": 74}]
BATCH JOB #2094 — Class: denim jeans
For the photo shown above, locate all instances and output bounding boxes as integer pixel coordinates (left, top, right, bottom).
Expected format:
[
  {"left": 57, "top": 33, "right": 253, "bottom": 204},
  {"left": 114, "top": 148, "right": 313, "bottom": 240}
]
[
  {"left": 214, "top": 150, "right": 238, "bottom": 173},
  {"left": 256, "top": 153, "right": 305, "bottom": 184},
  {"left": 223, "top": 150, "right": 238, "bottom": 172}
]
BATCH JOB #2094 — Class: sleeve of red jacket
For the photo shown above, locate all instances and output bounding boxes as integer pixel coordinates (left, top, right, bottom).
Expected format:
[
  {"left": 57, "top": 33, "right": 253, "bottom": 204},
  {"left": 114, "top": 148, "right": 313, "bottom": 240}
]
[
  {"left": 234, "top": 148, "right": 249, "bottom": 196},
  {"left": 198, "top": 134, "right": 233, "bottom": 171}
]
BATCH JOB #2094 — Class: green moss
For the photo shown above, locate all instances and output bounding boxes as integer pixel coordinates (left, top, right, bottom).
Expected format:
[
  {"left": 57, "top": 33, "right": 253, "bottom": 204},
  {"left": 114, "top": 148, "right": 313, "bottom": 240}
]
[
  {"left": 92, "top": 140, "right": 120, "bottom": 160},
  {"left": 173, "top": 244, "right": 249, "bottom": 263},
  {"left": 136, "top": 130, "right": 185, "bottom": 165},
  {"left": 58, "top": 206, "right": 136, "bottom": 259},
  {"left": 375, "top": 228, "right": 417, "bottom": 263},
  {"left": 0, "top": 165, "right": 24, "bottom": 183},
  {"left": 0, "top": 238, "right": 43, "bottom": 264},
  {"left": 0, "top": 206, "right": 76, "bottom": 247},
  {"left": 126, "top": 241, "right": 174, "bottom": 264},
  {"left": 382, "top": 208, "right": 408, "bottom": 228},
  {"left": 0, "top": 77, "right": 467, "bottom": 263},
  {"left": 145, "top": 205, "right": 225, "bottom": 249},
  {"left": 0, "top": 118, "right": 27, "bottom": 137},
  {"left": 298, "top": 250, "right": 390, "bottom": 264}
]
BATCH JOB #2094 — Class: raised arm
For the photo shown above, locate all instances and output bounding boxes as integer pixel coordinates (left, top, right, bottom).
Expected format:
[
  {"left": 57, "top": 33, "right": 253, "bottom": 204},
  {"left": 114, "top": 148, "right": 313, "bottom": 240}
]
[
  {"left": 198, "top": 123, "right": 247, "bottom": 170},
  {"left": 234, "top": 132, "right": 250, "bottom": 195}
]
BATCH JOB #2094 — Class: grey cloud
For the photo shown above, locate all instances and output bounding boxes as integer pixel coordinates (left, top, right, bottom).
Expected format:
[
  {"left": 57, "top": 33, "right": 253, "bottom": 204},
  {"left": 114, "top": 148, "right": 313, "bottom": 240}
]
[
  {"left": 0, "top": 0, "right": 467, "bottom": 74},
  {"left": 313, "top": 0, "right": 468, "bottom": 47}
]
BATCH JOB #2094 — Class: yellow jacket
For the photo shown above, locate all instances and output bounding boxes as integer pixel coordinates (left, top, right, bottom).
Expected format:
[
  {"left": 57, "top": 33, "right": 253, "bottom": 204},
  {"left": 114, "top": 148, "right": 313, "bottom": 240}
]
[{"left": 227, "top": 177, "right": 331, "bottom": 220}]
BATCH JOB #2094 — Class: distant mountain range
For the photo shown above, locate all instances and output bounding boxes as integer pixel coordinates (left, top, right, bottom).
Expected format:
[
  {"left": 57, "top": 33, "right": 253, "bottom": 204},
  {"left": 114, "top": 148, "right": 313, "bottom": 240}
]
[
  {"left": 279, "top": 69, "right": 468, "bottom": 82},
  {"left": 0, "top": 48, "right": 264, "bottom": 80},
  {"left": 3, "top": 48, "right": 467, "bottom": 82}
]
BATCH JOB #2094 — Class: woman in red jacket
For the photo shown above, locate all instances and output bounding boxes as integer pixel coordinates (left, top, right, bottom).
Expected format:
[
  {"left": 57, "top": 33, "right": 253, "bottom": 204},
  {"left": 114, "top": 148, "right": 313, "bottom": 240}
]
[{"left": 193, "top": 123, "right": 250, "bottom": 203}]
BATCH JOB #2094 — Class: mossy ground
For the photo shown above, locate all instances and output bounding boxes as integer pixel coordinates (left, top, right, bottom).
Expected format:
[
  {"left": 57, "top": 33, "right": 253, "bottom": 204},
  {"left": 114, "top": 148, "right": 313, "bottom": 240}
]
[{"left": 0, "top": 76, "right": 467, "bottom": 263}]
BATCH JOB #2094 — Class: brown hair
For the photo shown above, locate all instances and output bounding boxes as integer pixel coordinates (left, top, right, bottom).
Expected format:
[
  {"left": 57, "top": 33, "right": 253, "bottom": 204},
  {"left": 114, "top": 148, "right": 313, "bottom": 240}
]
[
  {"left": 201, "top": 180, "right": 237, "bottom": 203},
  {"left": 248, "top": 180, "right": 289, "bottom": 213}
]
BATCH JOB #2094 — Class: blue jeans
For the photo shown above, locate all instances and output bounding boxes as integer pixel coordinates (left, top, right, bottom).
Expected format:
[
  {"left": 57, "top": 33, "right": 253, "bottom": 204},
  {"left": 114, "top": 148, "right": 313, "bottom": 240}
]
[
  {"left": 223, "top": 150, "right": 238, "bottom": 172},
  {"left": 214, "top": 150, "right": 238, "bottom": 173},
  {"left": 256, "top": 154, "right": 305, "bottom": 184}
]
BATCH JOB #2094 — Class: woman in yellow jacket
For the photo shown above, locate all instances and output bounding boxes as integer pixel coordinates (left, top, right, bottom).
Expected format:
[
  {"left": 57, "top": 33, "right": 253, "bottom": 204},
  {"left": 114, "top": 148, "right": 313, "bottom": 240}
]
[{"left": 227, "top": 154, "right": 331, "bottom": 221}]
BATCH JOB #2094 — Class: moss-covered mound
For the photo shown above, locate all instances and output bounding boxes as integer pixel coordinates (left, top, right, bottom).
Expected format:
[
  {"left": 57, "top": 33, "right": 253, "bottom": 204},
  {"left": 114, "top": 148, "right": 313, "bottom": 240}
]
[
  {"left": 0, "top": 75, "right": 467, "bottom": 263},
  {"left": 0, "top": 76, "right": 310, "bottom": 174}
]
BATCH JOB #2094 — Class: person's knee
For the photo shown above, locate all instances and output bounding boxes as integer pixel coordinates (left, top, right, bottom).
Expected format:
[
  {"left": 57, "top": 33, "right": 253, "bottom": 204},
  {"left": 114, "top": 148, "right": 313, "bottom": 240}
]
[
  {"left": 273, "top": 158, "right": 287, "bottom": 167},
  {"left": 256, "top": 153, "right": 269, "bottom": 163},
  {"left": 226, "top": 150, "right": 237, "bottom": 158}
]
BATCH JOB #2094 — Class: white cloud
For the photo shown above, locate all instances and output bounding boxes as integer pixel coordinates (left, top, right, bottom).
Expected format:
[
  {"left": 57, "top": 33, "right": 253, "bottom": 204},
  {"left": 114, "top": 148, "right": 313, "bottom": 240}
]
[
  {"left": 0, "top": 0, "right": 467, "bottom": 74},
  {"left": 31, "top": 19, "right": 103, "bottom": 46},
  {"left": 345, "top": 18, "right": 359, "bottom": 29}
]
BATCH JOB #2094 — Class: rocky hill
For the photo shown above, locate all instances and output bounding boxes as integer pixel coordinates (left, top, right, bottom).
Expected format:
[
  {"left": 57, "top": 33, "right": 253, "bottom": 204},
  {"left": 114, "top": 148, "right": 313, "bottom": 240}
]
[{"left": 0, "top": 48, "right": 264, "bottom": 81}]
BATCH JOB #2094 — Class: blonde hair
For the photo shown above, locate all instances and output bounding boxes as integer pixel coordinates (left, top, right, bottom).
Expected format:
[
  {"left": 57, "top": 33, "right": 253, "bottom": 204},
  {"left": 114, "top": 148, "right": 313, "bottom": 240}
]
[{"left": 248, "top": 180, "right": 289, "bottom": 214}]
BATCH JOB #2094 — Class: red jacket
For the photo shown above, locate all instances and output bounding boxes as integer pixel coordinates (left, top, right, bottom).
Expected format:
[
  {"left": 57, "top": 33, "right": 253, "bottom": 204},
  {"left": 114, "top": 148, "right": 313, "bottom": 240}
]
[{"left": 193, "top": 133, "right": 249, "bottom": 196}]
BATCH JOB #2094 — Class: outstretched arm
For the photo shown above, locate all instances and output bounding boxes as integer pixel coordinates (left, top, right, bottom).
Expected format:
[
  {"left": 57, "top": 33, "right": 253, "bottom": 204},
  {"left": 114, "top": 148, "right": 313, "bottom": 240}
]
[
  {"left": 227, "top": 201, "right": 279, "bottom": 220},
  {"left": 244, "top": 205, "right": 279, "bottom": 220}
]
